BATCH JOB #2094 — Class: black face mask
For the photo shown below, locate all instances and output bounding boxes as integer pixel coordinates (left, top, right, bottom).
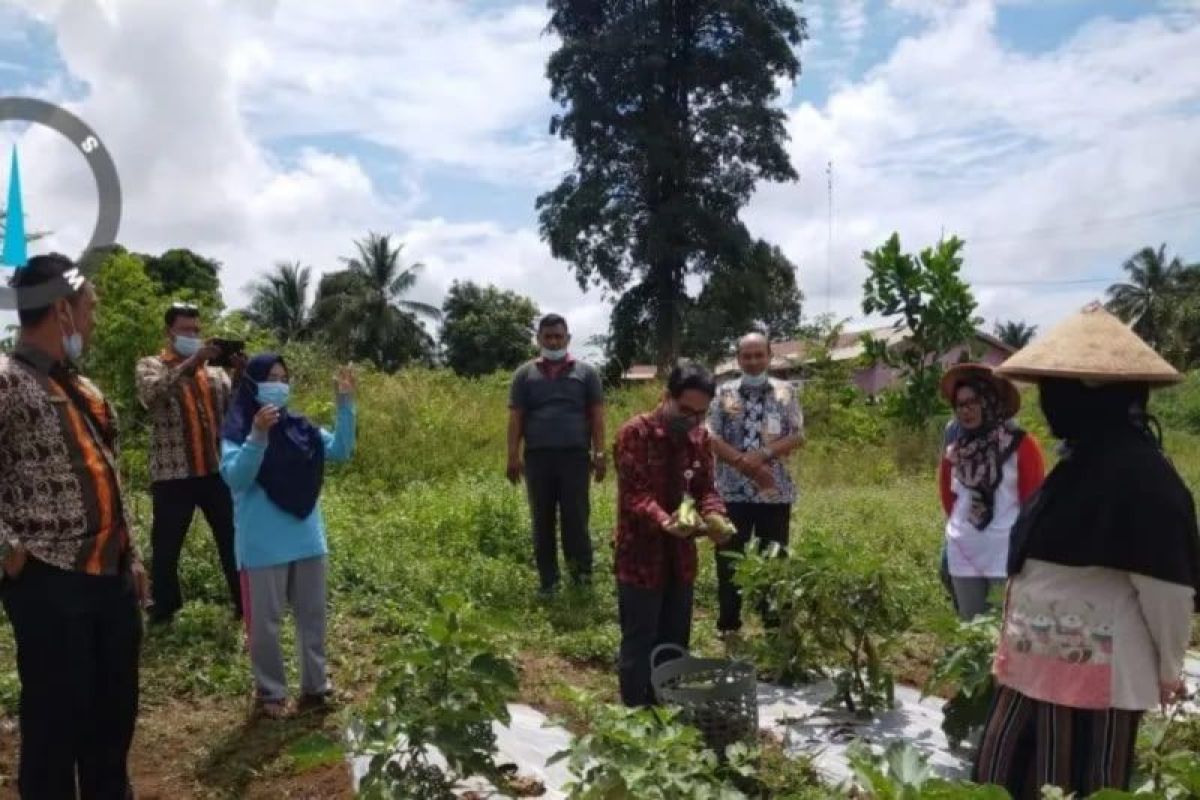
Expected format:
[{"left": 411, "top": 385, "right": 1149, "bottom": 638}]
[
  {"left": 1039, "top": 378, "right": 1149, "bottom": 442},
  {"left": 667, "top": 414, "right": 697, "bottom": 438}
]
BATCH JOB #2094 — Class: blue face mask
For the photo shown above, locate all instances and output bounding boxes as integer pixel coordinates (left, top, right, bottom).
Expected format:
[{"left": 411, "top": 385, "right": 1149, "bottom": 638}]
[
  {"left": 256, "top": 381, "right": 290, "bottom": 408},
  {"left": 173, "top": 335, "right": 201, "bottom": 358},
  {"left": 541, "top": 347, "right": 568, "bottom": 361},
  {"left": 741, "top": 372, "right": 769, "bottom": 387},
  {"left": 59, "top": 304, "right": 84, "bottom": 362}
]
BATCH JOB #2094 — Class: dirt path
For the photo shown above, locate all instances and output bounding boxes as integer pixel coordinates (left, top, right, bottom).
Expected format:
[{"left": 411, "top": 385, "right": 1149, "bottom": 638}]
[{"left": 0, "top": 696, "right": 355, "bottom": 799}]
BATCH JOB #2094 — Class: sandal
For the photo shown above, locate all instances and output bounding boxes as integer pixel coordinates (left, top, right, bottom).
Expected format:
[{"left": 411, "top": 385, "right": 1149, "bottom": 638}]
[{"left": 254, "top": 697, "right": 289, "bottom": 720}]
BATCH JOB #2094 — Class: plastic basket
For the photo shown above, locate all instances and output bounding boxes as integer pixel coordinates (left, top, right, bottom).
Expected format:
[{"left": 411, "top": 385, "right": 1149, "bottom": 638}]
[{"left": 650, "top": 644, "right": 759, "bottom": 756}]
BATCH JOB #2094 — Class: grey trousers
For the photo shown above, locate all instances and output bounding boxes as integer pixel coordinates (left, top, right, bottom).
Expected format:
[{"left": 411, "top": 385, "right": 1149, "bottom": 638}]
[
  {"left": 951, "top": 576, "right": 1004, "bottom": 622},
  {"left": 241, "top": 556, "right": 329, "bottom": 701}
]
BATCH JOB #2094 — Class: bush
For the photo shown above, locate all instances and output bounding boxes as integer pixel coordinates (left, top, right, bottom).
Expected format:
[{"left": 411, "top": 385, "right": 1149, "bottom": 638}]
[
  {"left": 351, "top": 594, "right": 520, "bottom": 799},
  {"left": 922, "top": 611, "right": 1000, "bottom": 749},
  {"left": 735, "top": 537, "right": 911, "bottom": 716},
  {"left": 550, "top": 691, "right": 758, "bottom": 799}
]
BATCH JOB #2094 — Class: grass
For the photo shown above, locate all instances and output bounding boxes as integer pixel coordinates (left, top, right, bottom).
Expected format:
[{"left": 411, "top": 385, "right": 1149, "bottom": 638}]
[{"left": 2, "top": 354, "right": 1198, "bottom": 797}]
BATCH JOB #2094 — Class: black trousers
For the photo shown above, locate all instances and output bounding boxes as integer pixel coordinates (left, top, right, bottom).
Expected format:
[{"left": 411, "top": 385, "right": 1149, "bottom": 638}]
[
  {"left": 524, "top": 449, "right": 593, "bottom": 590},
  {"left": 150, "top": 474, "right": 241, "bottom": 621},
  {"left": 715, "top": 502, "right": 792, "bottom": 633},
  {"left": 1, "top": 558, "right": 142, "bottom": 800},
  {"left": 617, "top": 578, "right": 693, "bottom": 707}
]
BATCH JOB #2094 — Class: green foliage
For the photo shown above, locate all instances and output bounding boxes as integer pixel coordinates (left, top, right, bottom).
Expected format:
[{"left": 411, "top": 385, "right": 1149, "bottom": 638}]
[
  {"left": 1132, "top": 705, "right": 1200, "bottom": 798},
  {"left": 309, "top": 233, "right": 438, "bottom": 371},
  {"left": 735, "top": 537, "right": 911, "bottom": 716},
  {"left": 861, "top": 234, "right": 979, "bottom": 429},
  {"left": 86, "top": 249, "right": 217, "bottom": 423},
  {"left": 550, "top": 691, "right": 758, "bottom": 799},
  {"left": 846, "top": 742, "right": 1009, "bottom": 799},
  {"left": 141, "top": 247, "right": 223, "bottom": 312},
  {"left": 1105, "top": 244, "right": 1198, "bottom": 364},
  {"left": 351, "top": 593, "right": 520, "bottom": 799},
  {"left": 539, "top": 0, "right": 804, "bottom": 367},
  {"left": 246, "top": 261, "right": 312, "bottom": 343},
  {"left": 993, "top": 320, "right": 1037, "bottom": 349},
  {"left": 923, "top": 611, "right": 1000, "bottom": 749},
  {"left": 440, "top": 280, "right": 538, "bottom": 377}
]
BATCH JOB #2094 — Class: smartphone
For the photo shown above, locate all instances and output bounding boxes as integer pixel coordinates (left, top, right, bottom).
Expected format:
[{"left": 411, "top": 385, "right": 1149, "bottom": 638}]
[{"left": 209, "top": 338, "right": 245, "bottom": 368}]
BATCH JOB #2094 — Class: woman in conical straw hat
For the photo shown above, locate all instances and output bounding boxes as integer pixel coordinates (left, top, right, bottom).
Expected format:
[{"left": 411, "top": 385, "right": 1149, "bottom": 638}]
[
  {"left": 973, "top": 302, "right": 1200, "bottom": 798},
  {"left": 938, "top": 364, "right": 1045, "bottom": 622}
]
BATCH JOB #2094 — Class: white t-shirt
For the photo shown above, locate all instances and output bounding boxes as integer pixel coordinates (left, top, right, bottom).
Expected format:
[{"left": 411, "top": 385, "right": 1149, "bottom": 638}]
[{"left": 945, "top": 452, "right": 1021, "bottom": 578}]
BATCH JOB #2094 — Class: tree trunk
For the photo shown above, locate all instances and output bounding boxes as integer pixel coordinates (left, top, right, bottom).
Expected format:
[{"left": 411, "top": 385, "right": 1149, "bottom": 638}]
[{"left": 651, "top": 0, "right": 693, "bottom": 378}]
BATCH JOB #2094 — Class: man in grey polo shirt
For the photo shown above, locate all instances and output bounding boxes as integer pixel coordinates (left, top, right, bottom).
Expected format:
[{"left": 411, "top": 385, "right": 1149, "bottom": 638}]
[{"left": 507, "top": 314, "right": 606, "bottom": 598}]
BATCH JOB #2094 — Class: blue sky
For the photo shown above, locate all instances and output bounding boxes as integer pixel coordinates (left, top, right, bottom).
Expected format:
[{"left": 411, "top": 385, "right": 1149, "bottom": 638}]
[{"left": 3, "top": 0, "right": 1200, "bottom": 351}]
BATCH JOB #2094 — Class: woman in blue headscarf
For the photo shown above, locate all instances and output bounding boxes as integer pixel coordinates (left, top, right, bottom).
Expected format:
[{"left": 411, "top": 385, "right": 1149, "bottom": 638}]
[{"left": 219, "top": 354, "right": 356, "bottom": 719}]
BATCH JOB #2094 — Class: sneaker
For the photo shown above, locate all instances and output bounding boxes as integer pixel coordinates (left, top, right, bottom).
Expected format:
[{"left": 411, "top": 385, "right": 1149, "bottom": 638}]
[{"left": 537, "top": 585, "right": 559, "bottom": 602}]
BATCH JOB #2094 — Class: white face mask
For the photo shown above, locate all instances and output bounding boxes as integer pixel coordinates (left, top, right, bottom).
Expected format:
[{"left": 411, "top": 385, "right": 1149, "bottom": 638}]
[
  {"left": 741, "top": 372, "right": 769, "bottom": 387},
  {"left": 60, "top": 303, "right": 83, "bottom": 362},
  {"left": 541, "top": 347, "right": 568, "bottom": 361}
]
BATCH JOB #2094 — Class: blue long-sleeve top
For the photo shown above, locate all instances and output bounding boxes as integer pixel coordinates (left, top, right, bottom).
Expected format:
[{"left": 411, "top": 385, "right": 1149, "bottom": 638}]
[{"left": 220, "top": 398, "right": 356, "bottom": 570}]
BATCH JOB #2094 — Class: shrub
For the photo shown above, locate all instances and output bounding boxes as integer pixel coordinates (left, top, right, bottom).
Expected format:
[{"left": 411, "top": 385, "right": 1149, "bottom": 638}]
[
  {"left": 923, "top": 611, "right": 1000, "bottom": 749},
  {"left": 735, "top": 537, "right": 911, "bottom": 716},
  {"left": 549, "top": 690, "right": 758, "bottom": 799},
  {"left": 351, "top": 594, "right": 520, "bottom": 799}
]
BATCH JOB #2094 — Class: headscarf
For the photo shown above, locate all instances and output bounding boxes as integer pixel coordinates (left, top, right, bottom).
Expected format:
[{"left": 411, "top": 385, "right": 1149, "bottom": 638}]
[
  {"left": 1009, "top": 378, "right": 1200, "bottom": 610},
  {"left": 951, "top": 376, "right": 1025, "bottom": 530},
  {"left": 220, "top": 353, "right": 326, "bottom": 519}
]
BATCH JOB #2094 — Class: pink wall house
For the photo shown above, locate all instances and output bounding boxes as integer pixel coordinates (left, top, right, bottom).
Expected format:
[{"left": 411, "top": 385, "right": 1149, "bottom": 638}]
[{"left": 710, "top": 326, "right": 1017, "bottom": 395}]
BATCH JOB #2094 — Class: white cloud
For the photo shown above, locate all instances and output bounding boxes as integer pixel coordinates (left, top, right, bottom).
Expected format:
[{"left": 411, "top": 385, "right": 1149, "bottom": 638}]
[
  {"left": 746, "top": 1, "right": 1200, "bottom": 332},
  {"left": 6, "top": 0, "right": 1200, "bottom": 363},
  {"left": 233, "top": 0, "right": 571, "bottom": 187},
  {"left": 836, "top": 0, "right": 869, "bottom": 54}
]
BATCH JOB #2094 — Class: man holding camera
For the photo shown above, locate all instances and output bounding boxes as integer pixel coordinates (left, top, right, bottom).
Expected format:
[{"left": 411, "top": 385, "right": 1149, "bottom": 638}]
[{"left": 136, "top": 303, "right": 245, "bottom": 624}]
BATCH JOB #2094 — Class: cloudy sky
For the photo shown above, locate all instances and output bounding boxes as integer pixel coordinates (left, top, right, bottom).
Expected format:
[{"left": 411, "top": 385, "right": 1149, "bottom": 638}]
[{"left": 2, "top": 0, "right": 1199, "bottom": 356}]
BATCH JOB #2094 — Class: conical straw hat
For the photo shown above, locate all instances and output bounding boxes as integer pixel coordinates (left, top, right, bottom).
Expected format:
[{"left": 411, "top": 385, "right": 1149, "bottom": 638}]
[{"left": 994, "top": 302, "right": 1181, "bottom": 385}]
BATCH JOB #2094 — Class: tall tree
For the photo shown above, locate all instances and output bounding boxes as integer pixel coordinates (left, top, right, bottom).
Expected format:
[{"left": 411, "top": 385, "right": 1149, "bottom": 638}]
[
  {"left": 142, "top": 248, "right": 223, "bottom": 311},
  {"left": 247, "top": 261, "right": 312, "bottom": 344},
  {"left": 539, "top": 1, "right": 805, "bottom": 372},
  {"left": 440, "top": 281, "right": 539, "bottom": 377},
  {"left": 993, "top": 319, "right": 1037, "bottom": 349},
  {"left": 861, "top": 233, "right": 979, "bottom": 428},
  {"left": 309, "top": 233, "right": 439, "bottom": 371},
  {"left": 1105, "top": 244, "right": 1187, "bottom": 352},
  {"left": 86, "top": 250, "right": 179, "bottom": 420},
  {"left": 685, "top": 240, "right": 803, "bottom": 363}
]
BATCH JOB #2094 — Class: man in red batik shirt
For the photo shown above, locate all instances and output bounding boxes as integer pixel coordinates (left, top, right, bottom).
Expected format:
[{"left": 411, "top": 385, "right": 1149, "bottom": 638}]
[{"left": 612, "top": 360, "right": 734, "bottom": 706}]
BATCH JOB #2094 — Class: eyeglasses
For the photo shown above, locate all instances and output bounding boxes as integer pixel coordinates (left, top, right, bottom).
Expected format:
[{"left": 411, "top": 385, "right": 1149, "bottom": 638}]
[{"left": 955, "top": 398, "right": 982, "bottom": 411}]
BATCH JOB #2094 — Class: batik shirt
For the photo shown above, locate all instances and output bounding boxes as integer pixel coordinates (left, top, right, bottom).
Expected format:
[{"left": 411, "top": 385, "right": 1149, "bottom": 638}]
[
  {"left": 613, "top": 412, "right": 725, "bottom": 590},
  {"left": 706, "top": 377, "right": 803, "bottom": 504},
  {"left": 0, "top": 344, "right": 136, "bottom": 575},
  {"left": 136, "top": 351, "right": 231, "bottom": 483}
]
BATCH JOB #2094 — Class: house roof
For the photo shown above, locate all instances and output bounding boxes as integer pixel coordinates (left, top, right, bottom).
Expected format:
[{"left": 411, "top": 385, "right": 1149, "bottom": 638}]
[
  {"left": 712, "top": 326, "right": 1015, "bottom": 376},
  {"left": 621, "top": 364, "right": 659, "bottom": 381}
]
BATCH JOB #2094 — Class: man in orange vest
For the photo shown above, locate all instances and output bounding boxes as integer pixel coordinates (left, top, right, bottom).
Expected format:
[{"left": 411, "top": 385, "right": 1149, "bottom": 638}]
[{"left": 136, "top": 303, "right": 244, "bottom": 623}]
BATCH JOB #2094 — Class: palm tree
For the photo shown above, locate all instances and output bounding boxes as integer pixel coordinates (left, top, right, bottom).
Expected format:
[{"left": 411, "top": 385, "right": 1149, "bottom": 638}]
[
  {"left": 333, "top": 232, "right": 440, "bottom": 370},
  {"left": 1106, "top": 244, "right": 1186, "bottom": 350},
  {"left": 993, "top": 320, "right": 1037, "bottom": 349},
  {"left": 247, "top": 261, "right": 312, "bottom": 343}
]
